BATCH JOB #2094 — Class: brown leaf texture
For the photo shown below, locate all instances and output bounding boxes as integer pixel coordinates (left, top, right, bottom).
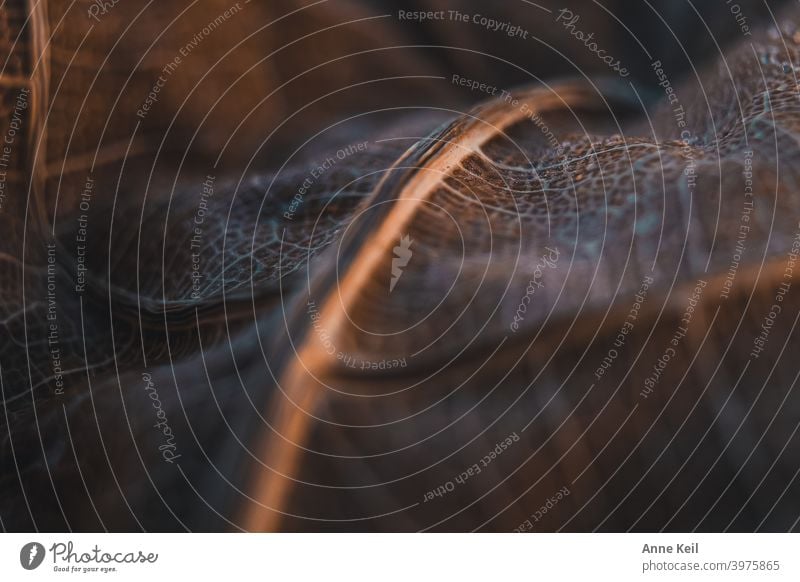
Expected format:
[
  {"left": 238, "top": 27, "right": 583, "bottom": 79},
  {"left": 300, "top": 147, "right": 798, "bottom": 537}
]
[
  {"left": 243, "top": 37, "right": 800, "bottom": 530},
  {"left": 2, "top": 0, "right": 800, "bottom": 532}
]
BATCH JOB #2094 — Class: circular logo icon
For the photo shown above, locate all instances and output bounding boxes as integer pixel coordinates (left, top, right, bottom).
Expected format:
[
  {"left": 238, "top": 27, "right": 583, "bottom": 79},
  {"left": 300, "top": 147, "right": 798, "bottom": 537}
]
[{"left": 19, "top": 542, "right": 45, "bottom": 570}]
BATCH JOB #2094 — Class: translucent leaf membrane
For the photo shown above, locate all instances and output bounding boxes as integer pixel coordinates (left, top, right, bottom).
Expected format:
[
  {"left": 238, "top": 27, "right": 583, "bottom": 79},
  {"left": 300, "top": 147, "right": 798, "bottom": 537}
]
[
  {"left": 2, "top": 0, "right": 800, "bottom": 532},
  {"left": 242, "top": 20, "right": 800, "bottom": 531}
]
